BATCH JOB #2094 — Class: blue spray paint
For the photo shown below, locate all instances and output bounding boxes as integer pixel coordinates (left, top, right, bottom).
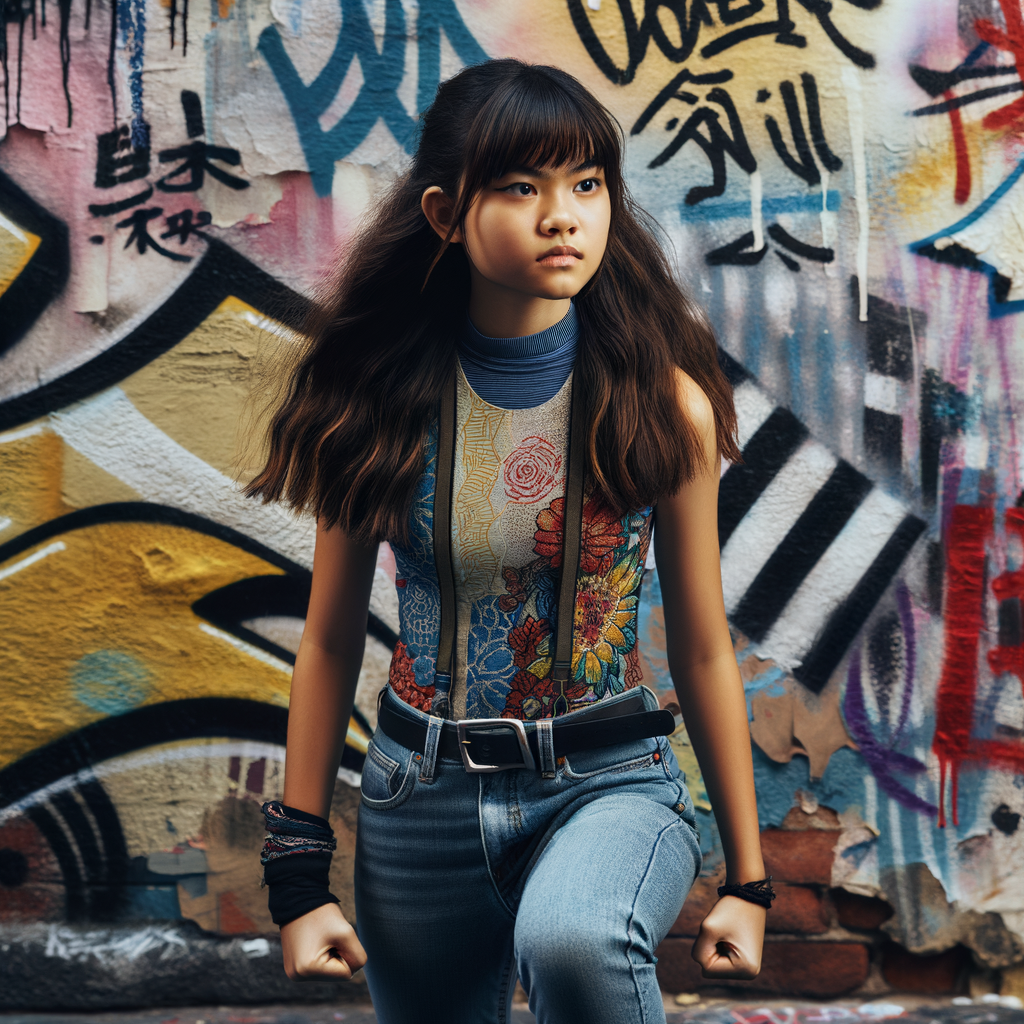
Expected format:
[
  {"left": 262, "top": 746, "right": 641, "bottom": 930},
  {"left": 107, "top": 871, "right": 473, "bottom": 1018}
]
[
  {"left": 72, "top": 650, "right": 151, "bottom": 715},
  {"left": 258, "top": 0, "right": 487, "bottom": 196},
  {"left": 118, "top": 0, "right": 148, "bottom": 148}
]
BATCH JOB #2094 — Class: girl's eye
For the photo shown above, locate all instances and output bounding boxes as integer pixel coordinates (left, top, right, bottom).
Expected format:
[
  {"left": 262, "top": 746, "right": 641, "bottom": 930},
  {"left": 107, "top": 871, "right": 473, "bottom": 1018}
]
[
  {"left": 575, "top": 178, "right": 600, "bottom": 193},
  {"left": 502, "top": 182, "right": 536, "bottom": 196}
]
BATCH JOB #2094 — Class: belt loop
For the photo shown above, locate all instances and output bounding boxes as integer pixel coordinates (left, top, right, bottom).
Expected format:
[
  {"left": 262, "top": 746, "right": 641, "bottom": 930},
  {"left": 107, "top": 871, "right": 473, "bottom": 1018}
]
[
  {"left": 536, "top": 719, "right": 556, "bottom": 778},
  {"left": 419, "top": 715, "right": 444, "bottom": 783}
]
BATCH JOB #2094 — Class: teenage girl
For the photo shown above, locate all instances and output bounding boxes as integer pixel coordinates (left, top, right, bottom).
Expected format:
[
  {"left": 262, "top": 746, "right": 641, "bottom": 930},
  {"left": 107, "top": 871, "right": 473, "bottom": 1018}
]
[{"left": 249, "top": 58, "right": 769, "bottom": 1024}]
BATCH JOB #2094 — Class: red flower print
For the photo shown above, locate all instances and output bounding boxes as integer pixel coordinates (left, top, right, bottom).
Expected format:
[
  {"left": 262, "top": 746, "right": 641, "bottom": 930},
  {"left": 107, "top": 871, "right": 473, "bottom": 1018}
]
[
  {"left": 502, "top": 670, "right": 558, "bottom": 720},
  {"left": 534, "top": 494, "right": 624, "bottom": 574},
  {"left": 504, "top": 436, "right": 562, "bottom": 504},
  {"left": 508, "top": 615, "right": 550, "bottom": 668},
  {"left": 388, "top": 641, "right": 435, "bottom": 712},
  {"left": 534, "top": 497, "right": 566, "bottom": 566}
]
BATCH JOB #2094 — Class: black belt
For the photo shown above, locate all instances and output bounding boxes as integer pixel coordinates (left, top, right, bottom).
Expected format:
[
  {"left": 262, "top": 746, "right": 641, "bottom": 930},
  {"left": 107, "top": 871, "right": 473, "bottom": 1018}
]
[{"left": 378, "top": 697, "right": 677, "bottom": 773}]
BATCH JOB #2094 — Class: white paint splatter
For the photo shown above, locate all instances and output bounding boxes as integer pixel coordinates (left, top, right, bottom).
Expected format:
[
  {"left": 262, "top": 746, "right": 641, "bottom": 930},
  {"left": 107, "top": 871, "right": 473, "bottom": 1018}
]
[
  {"left": 0, "top": 541, "right": 66, "bottom": 583},
  {"left": 199, "top": 622, "right": 294, "bottom": 675},
  {"left": 0, "top": 424, "right": 44, "bottom": 445},
  {"left": 843, "top": 67, "right": 869, "bottom": 322},
  {"left": 44, "top": 924, "right": 187, "bottom": 964},
  {"left": 750, "top": 169, "right": 764, "bottom": 252}
]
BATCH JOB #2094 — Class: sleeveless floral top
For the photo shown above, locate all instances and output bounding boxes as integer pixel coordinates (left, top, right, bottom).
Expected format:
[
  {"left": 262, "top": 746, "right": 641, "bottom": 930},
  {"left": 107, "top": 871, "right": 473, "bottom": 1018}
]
[{"left": 387, "top": 365, "right": 653, "bottom": 720}]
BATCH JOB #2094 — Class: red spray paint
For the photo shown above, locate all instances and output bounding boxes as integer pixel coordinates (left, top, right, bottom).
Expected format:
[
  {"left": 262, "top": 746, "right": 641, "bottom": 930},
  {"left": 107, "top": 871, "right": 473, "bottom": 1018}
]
[{"left": 932, "top": 505, "right": 991, "bottom": 827}]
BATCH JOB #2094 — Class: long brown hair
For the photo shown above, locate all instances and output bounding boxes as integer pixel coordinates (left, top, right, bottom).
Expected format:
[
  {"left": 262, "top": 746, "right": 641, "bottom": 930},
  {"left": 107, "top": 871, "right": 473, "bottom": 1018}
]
[{"left": 246, "top": 59, "right": 739, "bottom": 544}]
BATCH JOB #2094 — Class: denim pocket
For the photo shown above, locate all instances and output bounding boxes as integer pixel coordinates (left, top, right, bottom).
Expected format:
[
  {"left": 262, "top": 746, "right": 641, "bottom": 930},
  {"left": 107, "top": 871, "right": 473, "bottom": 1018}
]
[
  {"left": 360, "top": 737, "right": 417, "bottom": 810},
  {"left": 561, "top": 736, "right": 658, "bottom": 779}
]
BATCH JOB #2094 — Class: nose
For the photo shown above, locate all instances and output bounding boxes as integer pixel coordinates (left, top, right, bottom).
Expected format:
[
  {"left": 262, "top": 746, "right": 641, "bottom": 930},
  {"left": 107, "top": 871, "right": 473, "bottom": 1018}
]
[{"left": 539, "top": 195, "right": 577, "bottom": 236}]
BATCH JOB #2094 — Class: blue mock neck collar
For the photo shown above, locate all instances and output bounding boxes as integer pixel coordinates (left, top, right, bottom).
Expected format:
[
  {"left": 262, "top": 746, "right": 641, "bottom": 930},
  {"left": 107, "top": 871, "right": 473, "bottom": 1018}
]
[{"left": 461, "top": 303, "right": 577, "bottom": 362}]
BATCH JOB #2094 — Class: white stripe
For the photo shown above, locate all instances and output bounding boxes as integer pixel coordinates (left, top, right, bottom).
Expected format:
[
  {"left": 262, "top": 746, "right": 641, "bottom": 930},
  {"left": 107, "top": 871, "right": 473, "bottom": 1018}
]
[
  {"left": 864, "top": 372, "right": 904, "bottom": 416},
  {"left": 0, "top": 540, "right": 66, "bottom": 582},
  {"left": 843, "top": 67, "right": 869, "bottom": 323},
  {"left": 0, "top": 210, "right": 30, "bottom": 245},
  {"left": 733, "top": 381, "right": 775, "bottom": 450},
  {"left": 756, "top": 488, "right": 906, "bottom": 668},
  {"left": 198, "top": 622, "right": 293, "bottom": 674},
  {"left": 50, "top": 388, "right": 318, "bottom": 569},
  {"left": 720, "top": 441, "right": 837, "bottom": 612},
  {"left": 0, "top": 424, "right": 44, "bottom": 444},
  {"left": 750, "top": 169, "right": 764, "bottom": 253},
  {"left": 0, "top": 517, "right": 12, "bottom": 534},
  {"left": 48, "top": 389, "right": 397, "bottom": 629}
]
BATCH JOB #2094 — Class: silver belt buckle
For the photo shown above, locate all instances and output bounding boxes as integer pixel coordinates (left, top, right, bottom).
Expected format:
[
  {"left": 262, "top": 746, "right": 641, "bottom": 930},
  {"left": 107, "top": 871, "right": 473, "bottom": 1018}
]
[{"left": 456, "top": 718, "right": 536, "bottom": 773}]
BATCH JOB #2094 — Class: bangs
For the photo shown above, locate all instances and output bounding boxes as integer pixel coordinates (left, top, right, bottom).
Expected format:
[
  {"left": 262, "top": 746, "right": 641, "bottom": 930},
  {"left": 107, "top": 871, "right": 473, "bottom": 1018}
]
[{"left": 461, "top": 67, "right": 621, "bottom": 196}]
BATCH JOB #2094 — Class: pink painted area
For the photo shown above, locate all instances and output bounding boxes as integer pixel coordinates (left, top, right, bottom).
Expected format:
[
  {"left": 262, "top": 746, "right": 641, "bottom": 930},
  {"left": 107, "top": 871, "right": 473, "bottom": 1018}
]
[{"left": 376, "top": 542, "right": 396, "bottom": 581}]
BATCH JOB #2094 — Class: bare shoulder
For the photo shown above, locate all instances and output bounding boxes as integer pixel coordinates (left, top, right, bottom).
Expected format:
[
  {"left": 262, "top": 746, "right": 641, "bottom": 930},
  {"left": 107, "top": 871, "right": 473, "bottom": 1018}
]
[{"left": 672, "top": 366, "right": 715, "bottom": 444}]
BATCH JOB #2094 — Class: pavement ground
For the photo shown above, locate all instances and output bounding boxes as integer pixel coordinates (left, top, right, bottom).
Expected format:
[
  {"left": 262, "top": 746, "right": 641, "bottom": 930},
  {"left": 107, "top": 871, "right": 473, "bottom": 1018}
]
[{"left": 2, "top": 994, "right": 1023, "bottom": 1024}]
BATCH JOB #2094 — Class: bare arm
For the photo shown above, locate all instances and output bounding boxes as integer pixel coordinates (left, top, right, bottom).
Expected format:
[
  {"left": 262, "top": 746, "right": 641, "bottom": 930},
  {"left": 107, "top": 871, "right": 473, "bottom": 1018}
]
[
  {"left": 279, "top": 520, "right": 377, "bottom": 980},
  {"left": 654, "top": 371, "right": 766, "bottom": 980}
]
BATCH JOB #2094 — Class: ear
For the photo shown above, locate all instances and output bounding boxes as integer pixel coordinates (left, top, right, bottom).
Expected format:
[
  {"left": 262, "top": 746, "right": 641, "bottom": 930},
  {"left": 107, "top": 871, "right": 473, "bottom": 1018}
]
[{"left": 421, "top": 186, "right": 462, "bottom": 244}]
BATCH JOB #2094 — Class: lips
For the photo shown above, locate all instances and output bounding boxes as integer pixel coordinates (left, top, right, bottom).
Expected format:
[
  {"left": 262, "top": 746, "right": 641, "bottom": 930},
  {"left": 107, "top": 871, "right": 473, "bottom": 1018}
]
[{"left": 537, "top": 245, "right": 583, "bottom": 260}]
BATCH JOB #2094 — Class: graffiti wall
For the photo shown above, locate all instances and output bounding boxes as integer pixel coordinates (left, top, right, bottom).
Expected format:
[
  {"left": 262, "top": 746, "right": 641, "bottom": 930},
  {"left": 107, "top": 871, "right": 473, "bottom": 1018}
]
[{"left": 2, "top": 0, "right": 1024, "bottom": 1003}]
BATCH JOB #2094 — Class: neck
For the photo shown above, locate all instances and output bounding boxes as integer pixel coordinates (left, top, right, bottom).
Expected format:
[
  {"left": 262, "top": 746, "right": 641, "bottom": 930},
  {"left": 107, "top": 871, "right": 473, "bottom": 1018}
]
[{"left": 467, "top": 267, "right": 572, "bottom": 338}]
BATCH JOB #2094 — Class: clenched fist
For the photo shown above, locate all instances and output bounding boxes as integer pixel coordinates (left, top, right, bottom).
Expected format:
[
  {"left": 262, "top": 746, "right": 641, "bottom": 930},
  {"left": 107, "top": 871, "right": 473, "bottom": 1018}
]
[
  {"left": 280, "top": 902, "right": 368, "bottom": 981},
  {"left": 691, "top": 895, "right": 766, "bottom": 980}
]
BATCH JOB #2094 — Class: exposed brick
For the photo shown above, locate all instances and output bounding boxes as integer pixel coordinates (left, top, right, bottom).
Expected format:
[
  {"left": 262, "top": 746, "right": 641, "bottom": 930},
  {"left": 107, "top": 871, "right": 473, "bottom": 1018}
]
[
  {"left": 830, "top": 887, "right": 894, "bottom": 930},
  {"left": 656, "top": 939, "right": 869, "bottom": 996},
  {"left": 767, "top": 883, "right": 828, "bottom": 934},
  {"left": 781, "top": 806, "right": 842, "bottom": 830},
  {"left": 881, "top": 942, "right": 971, "bottom": 993},
  {"left": 670, "top": 867, "right": 725, "bottom": 936},
  {"left": 760, "top": 828, "right": 837, "bottom": 885}
]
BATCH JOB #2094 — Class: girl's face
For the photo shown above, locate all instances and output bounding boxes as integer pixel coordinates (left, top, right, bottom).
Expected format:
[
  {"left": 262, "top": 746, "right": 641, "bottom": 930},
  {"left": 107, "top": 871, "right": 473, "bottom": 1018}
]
[{"left": 424, "top": 162, "right": 612, "bottom": 303}]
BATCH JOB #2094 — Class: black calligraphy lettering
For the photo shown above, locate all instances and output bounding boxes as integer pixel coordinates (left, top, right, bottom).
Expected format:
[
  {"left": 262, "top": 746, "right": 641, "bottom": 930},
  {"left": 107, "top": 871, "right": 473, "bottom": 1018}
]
[
  {"left": 650, "top": 88, "right": 757, "bottom": 207},
  {"left": 88, "top": 184, "right": 154, "bottom": 217},
  {"left": 94, "top": 124, "right": 151, "bottom": 188},
  {"left": 115, "top": 207, "right": 193, "bottom": 262},
  {"left": 160, "top": 209, "right": 212, "bottom": 243},
  {"left": 767, "top": 222, "right": 834, "bottom": 262},
  {"left": 765, "top": 74, "right": 841, "bottom": 185},
  {"left": 631, "top": 66, "right": 734, "bottom": 136},
  {"left": 705, "top": 230, "right": 769, "bottom": 265}
]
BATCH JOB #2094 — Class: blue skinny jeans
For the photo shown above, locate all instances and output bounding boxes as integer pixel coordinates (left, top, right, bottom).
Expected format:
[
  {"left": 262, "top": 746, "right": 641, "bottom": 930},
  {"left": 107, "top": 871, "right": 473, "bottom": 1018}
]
[{"left": 354, "top": 686, "right": 702, "bottom": 1024}]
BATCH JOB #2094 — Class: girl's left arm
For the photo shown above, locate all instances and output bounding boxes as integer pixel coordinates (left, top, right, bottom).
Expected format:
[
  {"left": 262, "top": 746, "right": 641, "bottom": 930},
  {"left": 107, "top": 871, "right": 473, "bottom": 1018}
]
[{"left": 653, "top": 370, "right": 766, "bottom": 980}]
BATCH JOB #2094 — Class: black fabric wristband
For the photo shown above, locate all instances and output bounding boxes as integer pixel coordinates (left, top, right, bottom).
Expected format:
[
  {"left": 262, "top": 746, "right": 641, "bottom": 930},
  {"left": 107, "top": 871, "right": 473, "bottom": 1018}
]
[{"left": 264, "top": 852, "right": 340, "bottom": 926}]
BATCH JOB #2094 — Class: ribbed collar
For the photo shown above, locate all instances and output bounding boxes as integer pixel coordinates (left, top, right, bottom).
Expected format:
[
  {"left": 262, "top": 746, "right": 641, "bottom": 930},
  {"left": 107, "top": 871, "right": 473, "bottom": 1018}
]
[{"left": 461, "top": 303, "right": 577, "bottom": 362}]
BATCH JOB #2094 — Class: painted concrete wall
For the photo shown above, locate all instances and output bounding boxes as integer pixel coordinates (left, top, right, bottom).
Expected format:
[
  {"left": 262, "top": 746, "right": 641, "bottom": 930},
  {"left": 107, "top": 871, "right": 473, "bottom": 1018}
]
[{"left": 1, "top": 0, "right": 1024, "bottom": 1004}]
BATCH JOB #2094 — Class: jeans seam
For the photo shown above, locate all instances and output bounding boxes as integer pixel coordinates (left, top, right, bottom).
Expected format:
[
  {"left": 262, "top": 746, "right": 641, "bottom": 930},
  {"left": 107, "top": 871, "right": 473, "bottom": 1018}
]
[
  {"left": 479, "top": 775, "right": 519, "bottom": 919},
  {"left": 625, "top": 817, "right": 684, "bottom": 1024}
]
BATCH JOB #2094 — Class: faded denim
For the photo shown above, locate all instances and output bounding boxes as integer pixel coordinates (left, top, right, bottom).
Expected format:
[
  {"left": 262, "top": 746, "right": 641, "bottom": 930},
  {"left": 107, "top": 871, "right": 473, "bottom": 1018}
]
[{"left": 355, "top": 686, "right": 702, "bottom": 1024}]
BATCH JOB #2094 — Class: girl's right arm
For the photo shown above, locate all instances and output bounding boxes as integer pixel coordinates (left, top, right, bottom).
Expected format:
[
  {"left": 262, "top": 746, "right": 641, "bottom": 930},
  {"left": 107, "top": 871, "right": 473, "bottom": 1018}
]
[{"left": 278, "top": 520, "right": 377, "bottom": 980}]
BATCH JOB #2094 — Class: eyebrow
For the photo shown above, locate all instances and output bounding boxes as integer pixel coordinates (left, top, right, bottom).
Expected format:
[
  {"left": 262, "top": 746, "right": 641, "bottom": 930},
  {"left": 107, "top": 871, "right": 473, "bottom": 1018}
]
[{"left": 503, "top": 160, "right": 600, "bottom": 178}]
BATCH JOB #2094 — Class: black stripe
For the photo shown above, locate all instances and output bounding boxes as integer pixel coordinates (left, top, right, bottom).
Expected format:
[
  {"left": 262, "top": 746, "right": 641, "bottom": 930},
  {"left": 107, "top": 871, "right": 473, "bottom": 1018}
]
[
  {"left": 732, "top": 462, "right": 873, "bottom": 642},
  {"left": 77, "top": 780, "right": 130, "bottom": 882},
  {"left": 793, "top": 515, "right": 926, "bottom": 693},
  {"left": 0, "top": 170, "right": 70, "bottom": 355},
  {"left": 0, "top": 698, "right": 287, "bottom": 809},
  {"left": 50, "top": 792, "right": 104, "bottom": 885},
  {"left": 717, "top": 345, "right": 749, "bottom": 387},
  {"left": 25, "top": 805, "right": 87, "bottom": 920},
  {"left": 0, "top": 501, "right": 306, "bottom": 575},
  {"left": 719, "top": 408, "right": 807, "bottom": 546},
  {"left": 76, "top": 780, "right": 131, "bottom": 920},
  {"left": 0, "top": 238, "right": 308, "bottom": 431}
]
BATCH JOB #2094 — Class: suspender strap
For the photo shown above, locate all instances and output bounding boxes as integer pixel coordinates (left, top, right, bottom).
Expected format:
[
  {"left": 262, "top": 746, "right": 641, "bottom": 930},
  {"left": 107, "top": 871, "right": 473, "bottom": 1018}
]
[
  {"left": 430, "top": 372, "right": 458, "bottom": 719},
  {"left": 551, "top": 384, "right": 586, "bottom": 716}
]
